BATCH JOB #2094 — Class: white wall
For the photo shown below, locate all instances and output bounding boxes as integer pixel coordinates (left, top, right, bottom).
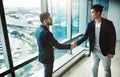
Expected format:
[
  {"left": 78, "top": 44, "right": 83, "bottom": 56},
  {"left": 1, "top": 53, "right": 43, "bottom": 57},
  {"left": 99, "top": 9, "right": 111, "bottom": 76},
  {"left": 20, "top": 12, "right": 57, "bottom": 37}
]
[
  {"left": 101, "top": 12, "right": 108, "bottom": 19},
  {"left": 108, "top": 0, "right": 120, "bottom": 41}
]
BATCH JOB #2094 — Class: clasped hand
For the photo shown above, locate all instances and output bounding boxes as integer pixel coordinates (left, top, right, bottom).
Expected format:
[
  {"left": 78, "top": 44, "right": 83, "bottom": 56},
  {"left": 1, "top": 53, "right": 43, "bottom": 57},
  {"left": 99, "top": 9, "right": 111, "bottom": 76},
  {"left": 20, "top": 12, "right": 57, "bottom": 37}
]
[{"left": 71, "top": 42, "right": 77, "bottom": 48}]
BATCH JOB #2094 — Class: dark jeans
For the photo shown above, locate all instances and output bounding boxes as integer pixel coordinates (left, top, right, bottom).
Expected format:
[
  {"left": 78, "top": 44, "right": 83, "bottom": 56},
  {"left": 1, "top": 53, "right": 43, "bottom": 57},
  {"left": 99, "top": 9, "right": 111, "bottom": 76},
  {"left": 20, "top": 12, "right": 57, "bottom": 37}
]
[{"left": 44, "top": 63, "right": 53, "bottom": 77}]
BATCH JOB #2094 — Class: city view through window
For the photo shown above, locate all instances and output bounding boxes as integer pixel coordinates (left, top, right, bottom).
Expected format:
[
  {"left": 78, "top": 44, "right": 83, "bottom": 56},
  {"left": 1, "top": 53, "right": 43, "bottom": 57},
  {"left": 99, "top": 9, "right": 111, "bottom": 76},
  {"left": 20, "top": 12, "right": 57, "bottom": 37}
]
[
  {"left": 2, "top": 0, "right": 43, "bottom": 76},
  {"left": 2, "top": 0, "right": 78, "bottom": 76}
]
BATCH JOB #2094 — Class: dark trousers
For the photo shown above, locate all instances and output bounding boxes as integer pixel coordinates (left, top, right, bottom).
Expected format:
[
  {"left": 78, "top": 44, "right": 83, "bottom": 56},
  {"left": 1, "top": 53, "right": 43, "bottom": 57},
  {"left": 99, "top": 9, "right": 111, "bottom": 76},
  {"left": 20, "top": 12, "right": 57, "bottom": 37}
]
[{"left": 44, "top": 63, "right": 53, "bottom": 77}]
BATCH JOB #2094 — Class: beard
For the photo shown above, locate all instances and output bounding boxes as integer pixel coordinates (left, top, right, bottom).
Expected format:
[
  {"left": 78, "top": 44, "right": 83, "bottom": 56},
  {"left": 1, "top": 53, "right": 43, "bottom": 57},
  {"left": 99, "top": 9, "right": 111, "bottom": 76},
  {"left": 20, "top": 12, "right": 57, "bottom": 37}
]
[{"left": 47, "top": 21, "right": 52, "bottom": 25}]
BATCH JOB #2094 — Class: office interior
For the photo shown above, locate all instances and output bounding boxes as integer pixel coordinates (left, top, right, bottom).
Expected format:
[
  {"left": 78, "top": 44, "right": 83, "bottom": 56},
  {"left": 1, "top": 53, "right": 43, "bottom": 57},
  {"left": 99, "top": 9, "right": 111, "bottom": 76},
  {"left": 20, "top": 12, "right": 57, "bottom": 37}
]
[{"left": 0, "top": 0, "right": 120, "bottom": 77}]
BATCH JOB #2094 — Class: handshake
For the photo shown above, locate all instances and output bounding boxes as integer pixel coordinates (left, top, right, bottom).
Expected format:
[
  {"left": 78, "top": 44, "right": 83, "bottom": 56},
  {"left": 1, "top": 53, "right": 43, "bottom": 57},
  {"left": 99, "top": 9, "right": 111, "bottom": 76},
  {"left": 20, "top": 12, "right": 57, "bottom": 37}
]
[{"left": 71, "top": 42, "right": 77, "bottom": 48}]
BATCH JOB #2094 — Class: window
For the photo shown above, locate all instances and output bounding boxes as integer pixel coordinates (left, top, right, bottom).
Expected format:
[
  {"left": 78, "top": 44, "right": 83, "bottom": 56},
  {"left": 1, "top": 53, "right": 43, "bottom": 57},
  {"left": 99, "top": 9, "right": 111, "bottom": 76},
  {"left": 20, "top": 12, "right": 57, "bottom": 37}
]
[
  {"left": 1, "top": 0, "right": 88, "bottom": 76},
  {"left": 87, "top": 0, "right": 92, "bottom": 22},
  {"left": 3, "top": 0, "right": 41, "bottom": 66},
  {"left": 72, "top": 0, "right": 79, "bottom": 36}
]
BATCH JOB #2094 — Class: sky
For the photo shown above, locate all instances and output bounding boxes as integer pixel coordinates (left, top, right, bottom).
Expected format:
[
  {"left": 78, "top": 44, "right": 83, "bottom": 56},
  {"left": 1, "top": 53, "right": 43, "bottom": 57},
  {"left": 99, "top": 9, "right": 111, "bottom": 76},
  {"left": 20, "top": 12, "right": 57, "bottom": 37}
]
[{"left": 3, "top": 0, "right": 41, "bottom": 8}]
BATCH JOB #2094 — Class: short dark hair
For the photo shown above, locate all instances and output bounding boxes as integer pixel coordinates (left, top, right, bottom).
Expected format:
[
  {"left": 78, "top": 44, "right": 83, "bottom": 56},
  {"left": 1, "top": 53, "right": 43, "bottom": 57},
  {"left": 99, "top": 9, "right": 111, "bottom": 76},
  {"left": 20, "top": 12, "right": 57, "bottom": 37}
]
[
  {"left": 91, "top": 4, "right": 103, "bottom": 14},
  {"left": 39, "top": 12, "right": 50, "bottom": 23}
]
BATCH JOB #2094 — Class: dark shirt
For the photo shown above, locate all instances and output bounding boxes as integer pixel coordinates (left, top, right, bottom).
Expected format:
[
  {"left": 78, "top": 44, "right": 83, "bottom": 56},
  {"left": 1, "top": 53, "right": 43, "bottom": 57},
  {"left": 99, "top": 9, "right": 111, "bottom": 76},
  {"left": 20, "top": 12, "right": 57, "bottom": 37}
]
[{"left": 35, "top": 25, "right": 71, "bottom": 64}]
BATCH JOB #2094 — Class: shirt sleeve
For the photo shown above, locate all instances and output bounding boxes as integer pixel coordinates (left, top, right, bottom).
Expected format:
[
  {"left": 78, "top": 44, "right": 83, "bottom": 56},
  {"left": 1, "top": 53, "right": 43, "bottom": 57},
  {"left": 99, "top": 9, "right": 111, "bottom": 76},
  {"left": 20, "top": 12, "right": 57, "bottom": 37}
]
[{"left": 45, "top": 31, "right": 71, "bottom": 49}]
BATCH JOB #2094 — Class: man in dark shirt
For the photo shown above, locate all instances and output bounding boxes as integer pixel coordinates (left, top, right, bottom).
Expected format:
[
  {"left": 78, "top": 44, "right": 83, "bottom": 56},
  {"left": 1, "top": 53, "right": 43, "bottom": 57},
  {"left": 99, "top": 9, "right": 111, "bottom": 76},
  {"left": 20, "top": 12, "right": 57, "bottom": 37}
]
[{"left": 35, "top": 12, "right": 76, "bottom": 77}]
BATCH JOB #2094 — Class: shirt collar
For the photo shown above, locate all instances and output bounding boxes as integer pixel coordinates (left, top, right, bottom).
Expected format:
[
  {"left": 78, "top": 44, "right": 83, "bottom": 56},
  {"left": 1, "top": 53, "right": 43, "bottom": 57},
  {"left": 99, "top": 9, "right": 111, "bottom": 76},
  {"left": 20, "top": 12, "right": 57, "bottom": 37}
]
[{"left": 40, "top": 25, "right": 49, "bottom": 30}]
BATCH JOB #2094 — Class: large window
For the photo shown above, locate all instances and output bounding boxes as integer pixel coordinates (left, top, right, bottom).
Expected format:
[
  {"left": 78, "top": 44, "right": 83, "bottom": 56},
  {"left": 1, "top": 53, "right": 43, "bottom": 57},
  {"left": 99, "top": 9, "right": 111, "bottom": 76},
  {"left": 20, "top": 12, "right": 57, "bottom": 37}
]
[
  {"left": 3, "top": 0, "right": 41, "bottom": 66},
  {"left": 72, "top": 0, "right": 79, "bottom": 36}
]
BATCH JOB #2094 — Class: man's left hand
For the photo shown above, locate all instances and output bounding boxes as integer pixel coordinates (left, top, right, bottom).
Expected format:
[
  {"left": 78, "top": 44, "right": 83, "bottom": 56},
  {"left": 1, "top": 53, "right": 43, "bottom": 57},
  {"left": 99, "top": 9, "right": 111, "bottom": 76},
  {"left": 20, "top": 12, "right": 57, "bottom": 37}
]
[{"left": 108, "top": 54, "right": 114, "bottom": 58}]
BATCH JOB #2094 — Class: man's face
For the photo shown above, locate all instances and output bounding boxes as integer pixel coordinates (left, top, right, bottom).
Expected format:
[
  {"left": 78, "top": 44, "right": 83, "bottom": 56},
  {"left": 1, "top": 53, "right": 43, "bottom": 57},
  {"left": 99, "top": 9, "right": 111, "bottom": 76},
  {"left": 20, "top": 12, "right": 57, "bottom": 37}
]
[
  {"left": 90, "top": 9, "right": 99, "bottom": 20},
  {"left": 47, "top": 16, "right": 52, "bottom": 25}
]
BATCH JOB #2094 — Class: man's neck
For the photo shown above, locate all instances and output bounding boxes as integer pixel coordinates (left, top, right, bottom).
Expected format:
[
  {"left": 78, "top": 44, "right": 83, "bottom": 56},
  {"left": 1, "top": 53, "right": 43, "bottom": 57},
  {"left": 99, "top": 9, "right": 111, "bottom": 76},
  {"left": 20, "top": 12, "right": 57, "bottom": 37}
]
[
  {"left": 95, "top": 17, "right": 102, "bottom": 23},
  {"left": 43, "top": 23, "right": 49, "bottom": 28}
]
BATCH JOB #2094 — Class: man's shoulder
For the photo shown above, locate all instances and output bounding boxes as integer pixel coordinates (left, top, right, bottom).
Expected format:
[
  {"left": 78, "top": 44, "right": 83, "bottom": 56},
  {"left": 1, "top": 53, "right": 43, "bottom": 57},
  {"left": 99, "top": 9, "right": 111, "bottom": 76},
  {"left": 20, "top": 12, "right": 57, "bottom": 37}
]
[
  {"left": 35, "top": 26, "right": 48, "bottom": 34},
  {"left": 102, "top": 18, "right": 112, "bottom": 23},
  {"left": 88, "top": 20, "right": 95, "bottom": 26}
]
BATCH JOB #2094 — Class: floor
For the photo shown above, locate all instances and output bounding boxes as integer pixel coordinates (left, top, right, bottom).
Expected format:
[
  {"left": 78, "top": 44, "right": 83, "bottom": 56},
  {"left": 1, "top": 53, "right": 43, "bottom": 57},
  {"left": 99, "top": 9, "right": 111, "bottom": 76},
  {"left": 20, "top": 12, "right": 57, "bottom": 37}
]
[{"left": 60, "top": 42, "right": 120, "bottom": 77}]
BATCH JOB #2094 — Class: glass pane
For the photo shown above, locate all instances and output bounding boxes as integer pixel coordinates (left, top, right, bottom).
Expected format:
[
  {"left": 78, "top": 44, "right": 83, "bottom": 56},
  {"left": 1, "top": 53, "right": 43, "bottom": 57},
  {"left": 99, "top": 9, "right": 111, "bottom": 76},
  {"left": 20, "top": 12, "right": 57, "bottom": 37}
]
[
  {"left": 0, "top": 16, "right": 9, "bottom": 73},
  {"left": 72, "top": 0, "right": 79, "bottom": 36},
  {"left": 50, "top": 0, "right": 67, "bottom": 41},
  {"left": 3, "top": 0, "right": 41, "bottom": 65},
  {"left": 15, "top": 60, "right": 43, "bottom": 77}
]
